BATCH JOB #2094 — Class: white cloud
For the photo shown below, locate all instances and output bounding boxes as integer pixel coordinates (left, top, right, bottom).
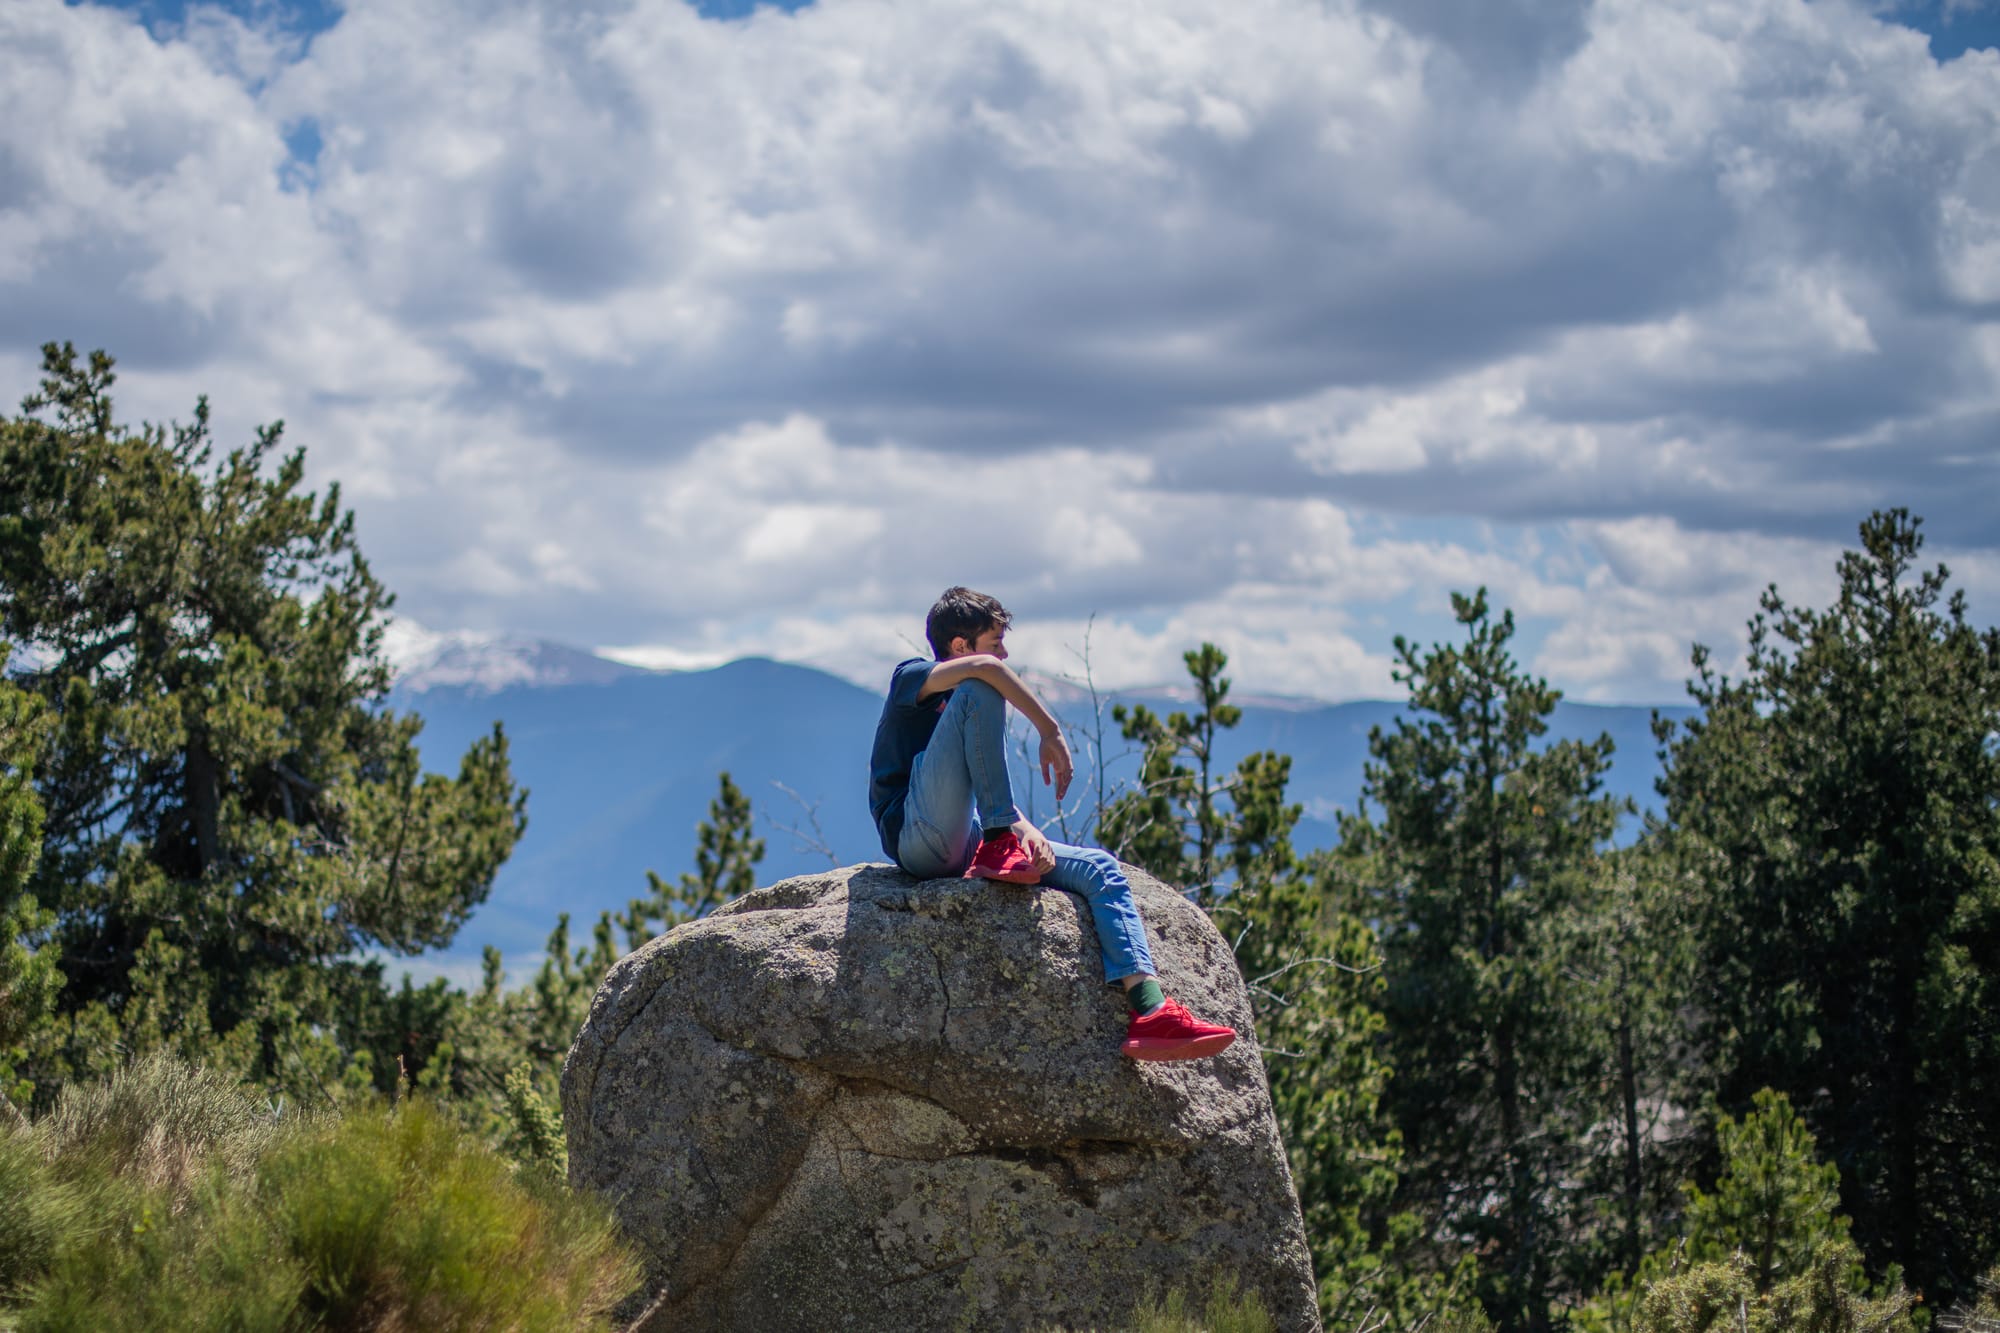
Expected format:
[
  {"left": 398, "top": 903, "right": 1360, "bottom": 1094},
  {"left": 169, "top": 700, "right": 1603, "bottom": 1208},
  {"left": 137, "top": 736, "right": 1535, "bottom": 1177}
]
[
  {"left": 3, "top": 0, "right": 1997, "bottom": 708},
  {"left": 1528, "top": 518, "right": 1839, "bottom": 699}
]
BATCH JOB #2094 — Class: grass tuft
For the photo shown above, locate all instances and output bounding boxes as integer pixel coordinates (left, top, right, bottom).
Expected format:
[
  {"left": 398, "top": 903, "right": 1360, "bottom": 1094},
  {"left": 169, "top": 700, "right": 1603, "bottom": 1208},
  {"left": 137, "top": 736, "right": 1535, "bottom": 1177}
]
[
  {"left": 1046, "top": 1272, "right": 1280, "bottom": 1333},
  {"left": 0, "top": 1126, "right": 86, "bottom": 1300},
  {"left": 1132, "top": 1276, "right": 1278, "bottom": 1333},
  {"left": 37, "top": 1050, "right": 284, "bottom": 1201}
]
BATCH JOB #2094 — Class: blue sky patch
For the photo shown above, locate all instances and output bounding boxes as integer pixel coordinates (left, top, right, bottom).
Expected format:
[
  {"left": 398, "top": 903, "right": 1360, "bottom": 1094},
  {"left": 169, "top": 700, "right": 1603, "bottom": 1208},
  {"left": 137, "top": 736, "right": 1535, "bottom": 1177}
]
[
  {"left": 690, "top": 0, "right": 814, "bottom": 17},
  {"left": 78, "top": 0, "right": 820, "bottom": 26},
  {"left": 279, "top": 116, "right": 321, "bottom": 191},
  {"left": 1874, "top": 0, "right": 2000, "bottom": 58},
  {"left": 73, "top": 0, "right": 344, "bottom": 42}
]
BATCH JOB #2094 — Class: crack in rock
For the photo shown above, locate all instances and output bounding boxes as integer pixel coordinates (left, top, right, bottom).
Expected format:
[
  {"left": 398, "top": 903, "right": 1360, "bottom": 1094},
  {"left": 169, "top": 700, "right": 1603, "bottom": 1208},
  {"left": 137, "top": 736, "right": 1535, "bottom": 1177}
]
[{"left": 928, "top": 943, "right": 952, "bottom": 1050}]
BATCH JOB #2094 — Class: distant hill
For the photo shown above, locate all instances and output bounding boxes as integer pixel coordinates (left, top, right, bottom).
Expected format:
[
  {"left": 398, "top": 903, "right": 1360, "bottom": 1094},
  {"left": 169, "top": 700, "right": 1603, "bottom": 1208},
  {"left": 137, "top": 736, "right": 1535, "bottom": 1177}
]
[{"left": 392, "top": 644, "right": 1694, "bottom": 979}]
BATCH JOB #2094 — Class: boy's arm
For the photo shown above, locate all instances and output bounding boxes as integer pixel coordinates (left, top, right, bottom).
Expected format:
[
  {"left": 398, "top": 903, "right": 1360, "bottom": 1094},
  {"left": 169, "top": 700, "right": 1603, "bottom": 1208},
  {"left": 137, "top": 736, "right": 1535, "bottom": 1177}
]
[
  {"left": 917, "top": 654, "right": 1051, "bottom": 727},
  {"left": 920, "top": 655, "right": 1073, "bottom": 798}
]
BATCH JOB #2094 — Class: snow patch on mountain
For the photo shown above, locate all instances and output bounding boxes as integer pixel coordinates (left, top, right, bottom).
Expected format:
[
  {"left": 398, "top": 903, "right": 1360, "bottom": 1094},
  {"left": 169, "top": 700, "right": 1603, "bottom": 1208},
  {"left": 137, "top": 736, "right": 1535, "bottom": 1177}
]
[
  {"left": 594, "top": 643, "right": 745, "bottom": 674},
  {"left": 383, "top": 621, "right": 656, "bottom": 694}
]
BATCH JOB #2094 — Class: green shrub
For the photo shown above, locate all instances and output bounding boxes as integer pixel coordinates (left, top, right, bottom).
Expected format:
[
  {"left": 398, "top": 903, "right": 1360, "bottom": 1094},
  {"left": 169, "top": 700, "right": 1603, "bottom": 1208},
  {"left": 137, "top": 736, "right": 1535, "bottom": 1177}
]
[
  {"left": 7, "top": 1056, "right": 638, "bottom": 1332},
  {"left": 17, "top": 1171, "right": 304, "bottom": 1333},
  {"left": 1680, "top": 1088, "right": 1847, "bottom": 1294},
  {"left": 257, "top": 1098, "right": 636, "bottom": 1332},
  {"left": 1043, "top": 1270, "right": 1493, "bottom": 1333},
  {"left": 502, "top": 1060, "right": 567, "bottom": 1176},
  {"left": 1633, "top": 1242, "right": 1916, "bottom": 1333},
  {"left": 3, "top": 1053, "right": 293, "bottom": 1327}
]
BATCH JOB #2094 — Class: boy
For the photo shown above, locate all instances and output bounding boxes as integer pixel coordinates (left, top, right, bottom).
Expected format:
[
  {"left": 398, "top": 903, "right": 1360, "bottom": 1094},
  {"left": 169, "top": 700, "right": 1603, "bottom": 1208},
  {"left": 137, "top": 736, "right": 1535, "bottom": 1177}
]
[{"left": 867, "top": 586, "right": 1235, "bottom": 1062}]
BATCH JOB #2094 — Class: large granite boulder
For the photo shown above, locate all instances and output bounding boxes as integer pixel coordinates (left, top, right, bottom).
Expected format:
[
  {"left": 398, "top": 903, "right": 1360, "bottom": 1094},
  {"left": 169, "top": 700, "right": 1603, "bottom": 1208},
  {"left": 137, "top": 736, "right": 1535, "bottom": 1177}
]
[{"left": 562, "top": 862, "right": 1321, "bottom": 1332}]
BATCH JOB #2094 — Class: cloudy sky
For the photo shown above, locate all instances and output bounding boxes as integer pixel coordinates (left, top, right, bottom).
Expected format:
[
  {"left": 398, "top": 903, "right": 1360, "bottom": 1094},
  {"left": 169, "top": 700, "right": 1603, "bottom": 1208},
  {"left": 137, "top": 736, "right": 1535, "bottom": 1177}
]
[{"left": 4, "top": 0, "right": 1997, "bottom": 704}]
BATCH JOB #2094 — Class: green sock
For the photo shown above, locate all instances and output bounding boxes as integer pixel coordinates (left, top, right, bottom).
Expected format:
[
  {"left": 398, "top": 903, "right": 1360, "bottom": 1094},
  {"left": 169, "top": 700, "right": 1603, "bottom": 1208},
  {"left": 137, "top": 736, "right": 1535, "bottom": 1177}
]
[{"left": 1127, "top": 979, "right": 1164, "bottom": 1015}]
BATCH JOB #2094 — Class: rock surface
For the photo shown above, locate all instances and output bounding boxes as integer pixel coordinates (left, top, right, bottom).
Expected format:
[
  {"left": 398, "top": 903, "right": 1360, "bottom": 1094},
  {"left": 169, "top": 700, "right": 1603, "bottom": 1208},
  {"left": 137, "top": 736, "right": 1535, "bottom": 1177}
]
[{"left": 562, "top": 862, "right": 1321, "bottom": 1332}]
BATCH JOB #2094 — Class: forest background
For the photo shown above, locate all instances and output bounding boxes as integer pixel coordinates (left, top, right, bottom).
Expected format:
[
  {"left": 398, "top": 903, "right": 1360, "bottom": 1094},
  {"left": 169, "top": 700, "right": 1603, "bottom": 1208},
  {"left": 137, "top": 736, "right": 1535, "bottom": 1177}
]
[{"left": 1, "top": 345, "right": 1997, "bottom": 1332}]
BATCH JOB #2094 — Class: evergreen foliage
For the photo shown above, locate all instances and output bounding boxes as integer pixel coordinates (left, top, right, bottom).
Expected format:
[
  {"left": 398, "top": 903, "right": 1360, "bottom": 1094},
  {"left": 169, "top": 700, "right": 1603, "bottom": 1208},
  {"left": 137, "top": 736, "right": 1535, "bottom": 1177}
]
[
  {"left": 1939, "top": 1268, "right": 2000, "bottom": 1332},
  {"left": 0, "top": 652, "right": 53, "bottom": 1108},
  {"left": 1586, "top": 1084, "right": 1904, "bottom": 1332},
  {"left": 1631, "top": 1244, "right": 1915, "bottom": 1333},
  {"left": 1659, "top": 509, "right": 2000, "bottom": 1303},
  {"left": 1096, "top": 643, "right": 1464, "bottom": 1329},
  {"left": 1100, "top": 643, "right": 1242, "bottom": 904},
  {"left": 0, "top": 343, "right": 527, "bottom": 1105},
  {"left": 1681, "top": 1088, "right": 1848, "bottom": 1293},
  {"left": 1570, "top": 844, "right": 1699, "bottom": 1282},
  {"left": 1350, "top": 589, "right": 1630, "bottom": 1330},
  {"left": 503, "top": 1060, "right": 568, "bottom": 1176}
]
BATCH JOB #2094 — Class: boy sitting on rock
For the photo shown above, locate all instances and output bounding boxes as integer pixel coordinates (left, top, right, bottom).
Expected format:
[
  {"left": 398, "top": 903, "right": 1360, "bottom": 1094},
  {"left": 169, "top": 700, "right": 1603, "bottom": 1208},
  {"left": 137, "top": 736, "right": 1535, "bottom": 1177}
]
[{"left": 867, "top": 586, "right": 1235, "bottom": 1062}]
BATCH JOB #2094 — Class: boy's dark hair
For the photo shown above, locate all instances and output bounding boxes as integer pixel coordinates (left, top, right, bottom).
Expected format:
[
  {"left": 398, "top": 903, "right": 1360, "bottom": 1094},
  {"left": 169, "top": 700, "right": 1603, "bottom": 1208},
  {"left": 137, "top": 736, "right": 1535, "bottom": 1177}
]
[{"left": 926, "top": 587, "right": 1011, "bottom": 658}]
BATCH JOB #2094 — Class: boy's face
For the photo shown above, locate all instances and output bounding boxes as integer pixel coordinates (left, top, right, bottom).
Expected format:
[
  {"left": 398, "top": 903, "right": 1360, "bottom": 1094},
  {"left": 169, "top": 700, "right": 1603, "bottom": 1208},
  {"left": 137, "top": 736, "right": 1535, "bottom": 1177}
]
[{"left": 947, "top": 624, "right": 1008, "bottom": 661}]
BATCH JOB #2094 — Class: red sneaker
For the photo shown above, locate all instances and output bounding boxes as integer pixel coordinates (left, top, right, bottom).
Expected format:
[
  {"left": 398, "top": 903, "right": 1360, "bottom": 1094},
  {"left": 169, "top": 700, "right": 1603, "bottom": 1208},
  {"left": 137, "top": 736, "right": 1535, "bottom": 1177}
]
[
  {"left": 963, "top": 832, "right": 1041, "bottom": 884},
  {"left": 1121, "top": 997, "right": 1236, "bottom": 1061}
]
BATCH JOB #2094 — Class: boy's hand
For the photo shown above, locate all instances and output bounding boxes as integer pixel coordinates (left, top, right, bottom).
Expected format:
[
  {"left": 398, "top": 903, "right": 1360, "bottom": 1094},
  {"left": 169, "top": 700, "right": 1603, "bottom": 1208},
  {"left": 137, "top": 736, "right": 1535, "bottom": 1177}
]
[
  {"left": 1014, "top": 820, "right": 1058, "bottom": 877},
  {"left": 1039, "top": 729, "right": 1074, "bottom": 801}
]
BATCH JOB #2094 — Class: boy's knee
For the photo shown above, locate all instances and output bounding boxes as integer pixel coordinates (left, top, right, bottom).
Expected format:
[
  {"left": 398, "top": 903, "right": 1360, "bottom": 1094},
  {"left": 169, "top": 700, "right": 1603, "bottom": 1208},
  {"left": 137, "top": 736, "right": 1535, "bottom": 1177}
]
[{"left": 953, "top": 677, "right": 1005, "bottom": 715}]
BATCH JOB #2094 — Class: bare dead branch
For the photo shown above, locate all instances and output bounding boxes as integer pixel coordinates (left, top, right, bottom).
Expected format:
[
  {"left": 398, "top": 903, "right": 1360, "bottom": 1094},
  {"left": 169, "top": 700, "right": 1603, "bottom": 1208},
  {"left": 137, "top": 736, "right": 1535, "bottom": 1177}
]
[
  {"left": 1250, "top": 955, "right": 1383, "bottom": 985},
  {"left": 767, "top": 780, "right": 839, "bottom": 868}
]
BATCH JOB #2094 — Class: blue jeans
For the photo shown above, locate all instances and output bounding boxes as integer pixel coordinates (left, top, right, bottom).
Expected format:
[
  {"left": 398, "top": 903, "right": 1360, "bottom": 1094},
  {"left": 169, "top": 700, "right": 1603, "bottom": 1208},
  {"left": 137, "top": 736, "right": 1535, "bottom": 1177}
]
[{"left": 897, "top": 679, "right": 1157, "bottom": 983}]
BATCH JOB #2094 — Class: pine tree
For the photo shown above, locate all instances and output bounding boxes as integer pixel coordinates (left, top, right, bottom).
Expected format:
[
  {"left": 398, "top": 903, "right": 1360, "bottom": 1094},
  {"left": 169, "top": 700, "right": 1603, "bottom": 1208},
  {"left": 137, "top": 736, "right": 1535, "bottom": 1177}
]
[
  {"left": 0, "top": 651, "right": 53, "bottom": 1111},
  {"left": 617, "top": 770, "right": 764, "bottom": 948},
  {"left": 1097, "top": 644, "right": 1455, "bottom": 1327},
  {"left": 1352, "top": 589, "right": 1627, "bottom": 1331},
  {"left": 1683, "top": 1089, "right": 1847, "bottom": 1293},
  {"left": 1658, "top": 509, "right": 2000, "bottom": 1303},
  {"left": 1566, "top": 837, "right": 1701, "bottom": 1301},
  {"left": 0, "top": 343, "right": 527, "bottom": 1102},
  {"left": 1629, "top": 1089, "right": 1915, "bottom": 1333},
  {"left": 1099, "top": 643, "right": 1240, "bottom": 903}
]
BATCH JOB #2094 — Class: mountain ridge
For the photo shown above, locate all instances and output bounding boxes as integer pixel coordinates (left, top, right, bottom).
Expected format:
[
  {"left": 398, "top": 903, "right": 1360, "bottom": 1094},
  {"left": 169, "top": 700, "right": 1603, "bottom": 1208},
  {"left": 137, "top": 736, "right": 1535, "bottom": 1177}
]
[{"left": 388, "top": 641, "right": 1695, "bottom": 981}]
